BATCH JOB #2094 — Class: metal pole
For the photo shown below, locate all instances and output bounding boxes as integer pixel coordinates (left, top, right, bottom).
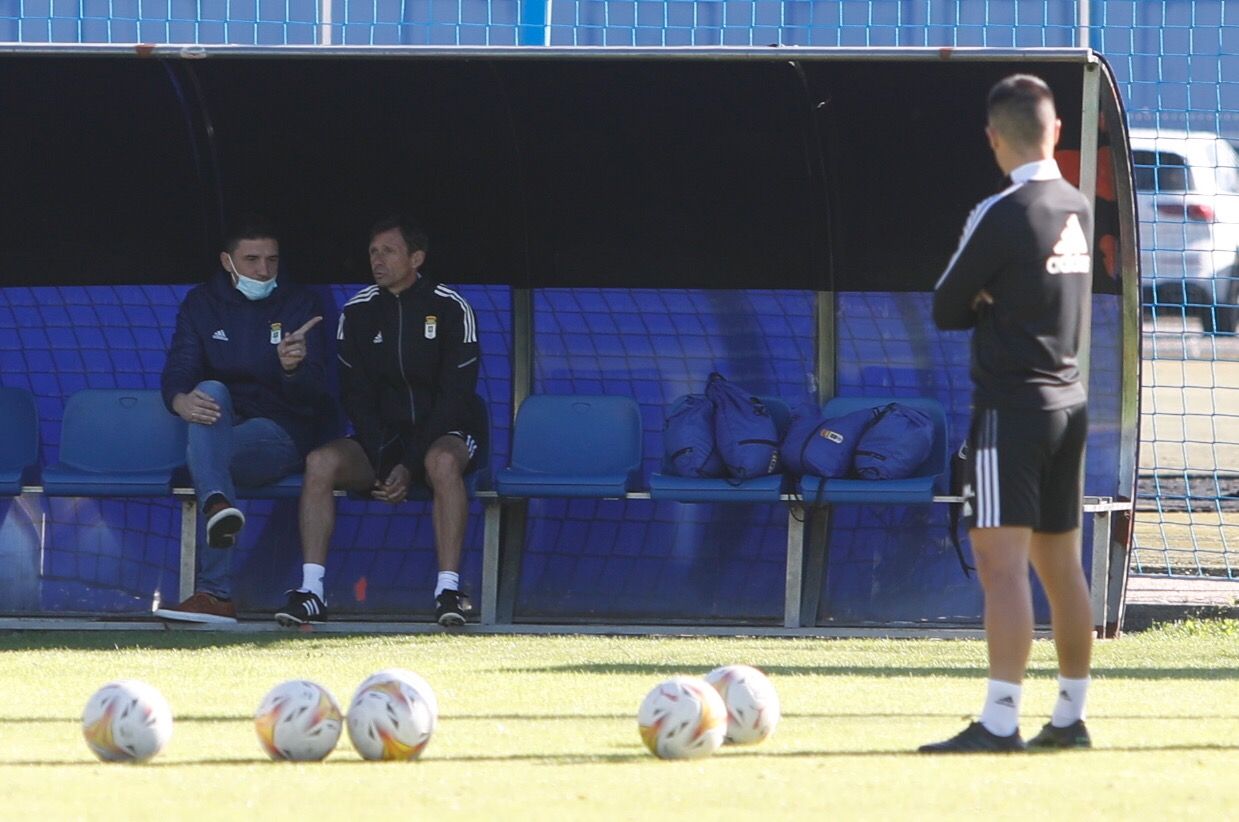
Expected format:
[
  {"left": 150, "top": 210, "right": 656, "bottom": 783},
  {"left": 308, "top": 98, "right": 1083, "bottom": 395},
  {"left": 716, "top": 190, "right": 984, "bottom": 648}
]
[
  {"left": 1078, "top": 58, "right": 1101, "bottom": 387},
  {"left": 1077, "top": 0, "right": 1090, "bottom": 48},
  {"left": 319, "top": 0, "right": 333, "bottom": 45}
]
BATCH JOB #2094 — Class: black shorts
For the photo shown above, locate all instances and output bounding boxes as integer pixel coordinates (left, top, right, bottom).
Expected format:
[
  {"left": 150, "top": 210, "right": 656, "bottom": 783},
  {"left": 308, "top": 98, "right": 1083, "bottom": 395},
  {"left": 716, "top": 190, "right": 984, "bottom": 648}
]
[
  {"left": 353, "top": 400, "right": 488, "bottom": 484},
  {"left": 964, "top": 403, "right": 1087, "bottom": 533},
  {"left": 353, "top": 429, "right": 485, "bottom": 485}
]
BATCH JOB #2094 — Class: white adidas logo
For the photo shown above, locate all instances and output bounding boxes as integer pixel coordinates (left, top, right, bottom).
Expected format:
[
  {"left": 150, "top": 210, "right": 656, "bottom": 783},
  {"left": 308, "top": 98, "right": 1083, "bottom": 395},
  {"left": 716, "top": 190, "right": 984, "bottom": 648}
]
[
  {"left": 212, "top": 329, "right": 229, "bottom": 341},
  {"left": 372, "top": 331, "right": 383, "bottom": 344},
  {"left": 1046, "top": 213, "right": 1091, "bottom": 274}
]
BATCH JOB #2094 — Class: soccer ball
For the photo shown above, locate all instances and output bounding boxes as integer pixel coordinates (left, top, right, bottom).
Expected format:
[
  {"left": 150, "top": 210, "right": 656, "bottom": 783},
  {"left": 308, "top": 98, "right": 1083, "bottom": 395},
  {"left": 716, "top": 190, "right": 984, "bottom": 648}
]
[
  {"left": 637, "top": 677, "right": 728, "bottom": 760},
  {"left": 81, "top": 680, "right": 173, "bottom": 763},
  {"left": 254, "top": 680, "right": 343, "bottom": 762},
  {"left": 705, "top": 665, "right": 781, "bottom": 745},
  {"left": 347, "top": 668, "right": 438, "bottom": 761}
]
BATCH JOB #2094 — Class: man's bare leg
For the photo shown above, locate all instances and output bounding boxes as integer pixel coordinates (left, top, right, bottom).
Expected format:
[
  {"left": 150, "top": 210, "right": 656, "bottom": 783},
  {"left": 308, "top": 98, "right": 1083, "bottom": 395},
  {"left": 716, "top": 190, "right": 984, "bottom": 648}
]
[
  {"left": 1029, "top": 528, "right": 1092, "bottom": 678},
  {"left": 1027, "top": 527, "right": 1094, "bottom": 744},
  {"left": 299, "top": 438, "right": 374, "bottom": 565},
  {"left": 423, "top": 435, "right": 470, "bottom": 574},
  {"left": 971, "top": 525, "right": 1035, "bottom": 683}
]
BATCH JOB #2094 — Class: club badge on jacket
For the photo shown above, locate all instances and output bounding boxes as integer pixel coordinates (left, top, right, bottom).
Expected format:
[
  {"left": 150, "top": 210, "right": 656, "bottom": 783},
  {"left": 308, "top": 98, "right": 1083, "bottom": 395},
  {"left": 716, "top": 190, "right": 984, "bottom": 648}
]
[
  {"left": 270, "top": 323, "right": 282, "bottom": 344},
  {"left": 424, "top": 315, "right": 437, "bottom": 340}
]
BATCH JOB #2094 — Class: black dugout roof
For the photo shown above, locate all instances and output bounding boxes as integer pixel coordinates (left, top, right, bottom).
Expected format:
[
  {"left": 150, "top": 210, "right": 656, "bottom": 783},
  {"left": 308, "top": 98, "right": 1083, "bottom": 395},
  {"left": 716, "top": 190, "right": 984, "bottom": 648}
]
[{"left": 0, "top": 47, "right": 1129, "bottom": 292}]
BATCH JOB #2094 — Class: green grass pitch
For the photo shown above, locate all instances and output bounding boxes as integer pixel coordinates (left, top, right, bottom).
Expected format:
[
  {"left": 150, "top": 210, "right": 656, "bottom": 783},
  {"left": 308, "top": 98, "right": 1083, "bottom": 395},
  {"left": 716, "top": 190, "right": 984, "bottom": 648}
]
[{"left": 1, "top": 621, "right": 1236, "bottom": 820}]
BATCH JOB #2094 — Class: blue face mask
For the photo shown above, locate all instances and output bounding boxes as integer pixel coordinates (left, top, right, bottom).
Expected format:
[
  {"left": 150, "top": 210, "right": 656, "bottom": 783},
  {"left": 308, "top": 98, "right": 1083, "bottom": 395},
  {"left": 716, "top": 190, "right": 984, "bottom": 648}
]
[{"left": 227, "top": 254, "right": 278, "bottom": 301}]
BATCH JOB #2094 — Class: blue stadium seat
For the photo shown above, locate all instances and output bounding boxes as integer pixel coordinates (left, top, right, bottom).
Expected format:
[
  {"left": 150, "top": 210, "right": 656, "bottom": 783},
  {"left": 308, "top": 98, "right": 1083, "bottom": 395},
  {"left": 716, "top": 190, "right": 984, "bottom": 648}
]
[
  {"left": 0, "top": 386, "right": 39, "bottom": 495},
  {"left": 797, "top": 396, "right": 948, "bottom": 504},
  {"left": 649, "top": 396, "right": 791, "bottom": 502},
  {"left": 43, "top": 389, "right": 186, "bottom": 496},
  {"left": 495, "top": 395, "right": 641, "bottom": 498}
]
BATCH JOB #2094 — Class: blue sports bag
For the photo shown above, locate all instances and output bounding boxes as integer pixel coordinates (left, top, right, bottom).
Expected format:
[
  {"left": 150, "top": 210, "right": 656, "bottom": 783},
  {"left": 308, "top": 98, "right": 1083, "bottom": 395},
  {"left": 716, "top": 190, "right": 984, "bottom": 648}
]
[
  {"left": 663, "top": 393, "right": 724, "bottom": 478},
  {"left": 706, "top": 373, "right": 780, "bottom": 479},
  {"left": 852, "top": 403, "right": 934, "bottom": 480},
  {"left": 789, "top": 405, "right": 876, "bottom": 478}
]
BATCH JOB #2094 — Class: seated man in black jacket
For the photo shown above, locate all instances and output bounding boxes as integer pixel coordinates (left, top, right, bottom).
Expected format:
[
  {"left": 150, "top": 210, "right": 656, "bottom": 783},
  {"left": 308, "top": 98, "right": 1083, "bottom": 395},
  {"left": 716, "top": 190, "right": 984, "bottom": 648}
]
[
  {"left": 155, "top": 216, "right": 331, "bottom": 623},
  {"left": 275, "top": 215, "right": 486, "bottom": 628}
]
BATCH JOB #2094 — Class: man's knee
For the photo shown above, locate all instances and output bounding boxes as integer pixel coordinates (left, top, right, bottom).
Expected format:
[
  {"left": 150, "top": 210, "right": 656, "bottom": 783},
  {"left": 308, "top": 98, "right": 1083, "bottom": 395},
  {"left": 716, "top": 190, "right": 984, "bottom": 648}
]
[
  {"left": 974, "top": 551, "right": 1023, "bottom": 590},
  {"left": 423, "top": 444, "right": 466, "bottom": 487},
  {"left": 195, "top": 380, "right": 229, "bottom": 402},
  {"left": 305, "top": 445, "right": 343, "bottom": 484},
  {"left": 970, "top": 528, "right": 1031, "bottom": 589}
]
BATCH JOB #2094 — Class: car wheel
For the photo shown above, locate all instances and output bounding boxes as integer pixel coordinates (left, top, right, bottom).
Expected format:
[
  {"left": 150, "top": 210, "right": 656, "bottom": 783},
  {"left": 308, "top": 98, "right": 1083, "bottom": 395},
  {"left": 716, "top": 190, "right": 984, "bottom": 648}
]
[
  {"left": 1194, "top": 270, "right": 1234, "bottom": 334},
  {"left": 1206, "top": 265, "right": 1239, "bottom": 334}
]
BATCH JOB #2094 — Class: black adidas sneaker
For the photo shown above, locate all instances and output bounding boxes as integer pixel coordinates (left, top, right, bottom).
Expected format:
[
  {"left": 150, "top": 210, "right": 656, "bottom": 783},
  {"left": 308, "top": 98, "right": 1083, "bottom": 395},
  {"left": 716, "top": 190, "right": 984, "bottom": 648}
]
[
  {"left": 274, "top": 590, "right": 328, "bottom": 627},
  {"left": 918, "top": 721, "right": 1026, "bottom": 754}
]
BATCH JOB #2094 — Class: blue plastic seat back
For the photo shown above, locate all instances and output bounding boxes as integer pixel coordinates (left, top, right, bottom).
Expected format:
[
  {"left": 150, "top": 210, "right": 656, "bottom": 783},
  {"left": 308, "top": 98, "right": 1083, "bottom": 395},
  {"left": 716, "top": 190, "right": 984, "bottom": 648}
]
[
  {"left": 510, "top": 395, "right": 641, "bottom": 477},
  {"left": 0, "top": 387, "right": 39, "bottom": 492},
  {"left": 821, "top": 396, "right": 948, "bottom": 479},
  {"left": 58, "top": 389, "right": 187, "bottom": 475}
]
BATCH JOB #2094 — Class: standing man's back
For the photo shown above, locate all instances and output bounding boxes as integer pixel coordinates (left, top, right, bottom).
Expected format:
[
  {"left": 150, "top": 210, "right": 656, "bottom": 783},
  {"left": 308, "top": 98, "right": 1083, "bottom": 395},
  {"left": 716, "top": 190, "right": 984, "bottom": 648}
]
[
  {"left": 922, "top": 74, "right": 1096, "bottom": 754},
  {"left": 933, "top": 158, "right": 1093, "bottom": 411}
]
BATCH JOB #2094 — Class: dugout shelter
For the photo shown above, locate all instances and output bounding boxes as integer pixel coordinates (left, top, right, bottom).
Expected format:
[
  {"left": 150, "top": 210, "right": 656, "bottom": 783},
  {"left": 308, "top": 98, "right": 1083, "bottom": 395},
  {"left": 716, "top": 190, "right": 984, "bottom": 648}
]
[{"left": 0, "top": 45, "right": 1139, "bottom": 635}]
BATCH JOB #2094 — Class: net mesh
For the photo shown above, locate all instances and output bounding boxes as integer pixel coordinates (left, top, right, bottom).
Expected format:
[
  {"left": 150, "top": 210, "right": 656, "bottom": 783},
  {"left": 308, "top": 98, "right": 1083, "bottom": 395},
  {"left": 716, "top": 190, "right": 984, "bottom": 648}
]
[{"left": 0, "top": 2, "right": 1234, "bottom": 614}]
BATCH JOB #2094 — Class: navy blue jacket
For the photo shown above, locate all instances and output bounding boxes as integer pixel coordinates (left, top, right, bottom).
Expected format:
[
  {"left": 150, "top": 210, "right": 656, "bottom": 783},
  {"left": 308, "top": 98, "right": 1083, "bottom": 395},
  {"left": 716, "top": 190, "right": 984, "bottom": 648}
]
[{"left": 161, "top": 271, "right": 332, "bottom": 455}]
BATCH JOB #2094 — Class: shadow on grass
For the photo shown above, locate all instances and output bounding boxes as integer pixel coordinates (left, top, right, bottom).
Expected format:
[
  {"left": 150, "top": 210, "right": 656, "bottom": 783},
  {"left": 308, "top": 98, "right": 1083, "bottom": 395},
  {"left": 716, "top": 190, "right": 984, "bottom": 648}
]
[
  {"left": 7, "top": 711, "right": 1239, "bottom": 725},
  {"left": 0, "top": 715, "right": 252, "bottom": 724},
  {"left": 0, "top": 634, "right": 1233, "bottom": 684},
  {"left": 7, "top": 741, "right": 1239, "bottom": 768},
  {"left": 0, "top": 633, "right": 333, "bottom": 652},
  {"left": 497, "top": 663, "right": 1239, "bottom": 680}
]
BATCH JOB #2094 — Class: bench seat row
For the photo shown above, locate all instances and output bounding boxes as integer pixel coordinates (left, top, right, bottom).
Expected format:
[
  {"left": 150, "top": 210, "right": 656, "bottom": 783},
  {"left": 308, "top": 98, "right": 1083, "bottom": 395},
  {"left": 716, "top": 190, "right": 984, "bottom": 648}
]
[{"left": 0, "top": 387, "right": 950, "bottom": 627}]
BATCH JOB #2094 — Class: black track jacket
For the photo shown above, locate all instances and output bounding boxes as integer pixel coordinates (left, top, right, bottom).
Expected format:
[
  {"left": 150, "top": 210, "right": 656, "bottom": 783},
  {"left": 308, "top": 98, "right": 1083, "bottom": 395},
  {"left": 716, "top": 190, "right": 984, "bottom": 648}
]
[
  {"left": 933, "top": 159, "right": 1093, "bottom": 410},
  {"left": 336, "top": 274, "right": 481, "bottom": 473}
]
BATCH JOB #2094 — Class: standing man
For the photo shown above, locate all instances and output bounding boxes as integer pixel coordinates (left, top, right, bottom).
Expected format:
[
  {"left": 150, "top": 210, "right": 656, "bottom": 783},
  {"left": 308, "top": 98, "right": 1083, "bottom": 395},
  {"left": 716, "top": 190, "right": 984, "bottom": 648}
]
[
  {"left": 274, "top": 215, "right": 486, "bottom": 628},
  {"left": 921, "top": 75, "right": 1094, "bottom": 752},
  {"left": 155, "top": 216, "right": 332, "bottom": 623}
]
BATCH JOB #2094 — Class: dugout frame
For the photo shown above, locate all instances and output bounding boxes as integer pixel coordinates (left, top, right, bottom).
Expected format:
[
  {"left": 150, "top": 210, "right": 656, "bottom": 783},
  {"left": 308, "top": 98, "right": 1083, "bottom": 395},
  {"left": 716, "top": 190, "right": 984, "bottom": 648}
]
[{"left": 0, "top": 44, "right": 1139, "bottom": 636}]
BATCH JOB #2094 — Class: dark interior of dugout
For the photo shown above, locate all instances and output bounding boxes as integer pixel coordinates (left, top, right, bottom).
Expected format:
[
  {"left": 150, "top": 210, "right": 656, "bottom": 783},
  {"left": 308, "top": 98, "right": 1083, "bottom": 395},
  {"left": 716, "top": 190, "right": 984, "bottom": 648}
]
[{"left": 0, "top": 54, "right": 1115, "bottom": 293}]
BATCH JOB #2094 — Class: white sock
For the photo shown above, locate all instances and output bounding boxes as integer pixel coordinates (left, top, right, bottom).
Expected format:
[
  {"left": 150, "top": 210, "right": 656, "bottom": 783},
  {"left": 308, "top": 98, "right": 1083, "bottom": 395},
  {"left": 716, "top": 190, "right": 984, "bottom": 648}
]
[
  {"left": 1051, "top": 676, "right": 1090, "bottom": 727},
  {"left": 978, "top": 679, "right": 1022, "bottom": 737},
  {"left": 435, "top": 571, "right": 459, "bottom": 598},
  {"left": 299, "top": 563, "right": 326, "bottom": 602}
]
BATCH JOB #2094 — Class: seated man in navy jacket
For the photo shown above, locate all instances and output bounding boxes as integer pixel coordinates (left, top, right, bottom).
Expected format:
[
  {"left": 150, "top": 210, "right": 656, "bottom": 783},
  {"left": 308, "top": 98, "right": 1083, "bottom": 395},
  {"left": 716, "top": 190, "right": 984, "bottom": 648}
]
[{"left": 155, "top": 216, "right": 332, "bottom": 623}]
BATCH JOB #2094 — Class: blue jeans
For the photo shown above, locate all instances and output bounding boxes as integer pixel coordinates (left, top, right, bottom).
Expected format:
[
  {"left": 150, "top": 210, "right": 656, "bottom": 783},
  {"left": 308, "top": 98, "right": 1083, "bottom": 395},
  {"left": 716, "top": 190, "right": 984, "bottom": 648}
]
[{"left": 188, "top": 381, "right": 303, "bottom": 598}]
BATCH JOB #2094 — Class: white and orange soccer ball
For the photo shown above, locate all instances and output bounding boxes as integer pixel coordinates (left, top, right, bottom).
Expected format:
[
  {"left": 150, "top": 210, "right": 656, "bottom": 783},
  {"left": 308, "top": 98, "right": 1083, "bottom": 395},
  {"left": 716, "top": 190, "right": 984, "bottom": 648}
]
[
  {"left": 254, "top": 680, "right": 343, "bottom": 761},
  {"left": 705, "top": 665, "right": 781, "bottom": 745},
  {"left": 637, "top": 676, "right": 728, "bottom": 760},
  {"left": 346, "top": 668, "right": 438, "bottom": 761},
  {"left": 81, "top": 679, "right": 173, "bottom": 763}
]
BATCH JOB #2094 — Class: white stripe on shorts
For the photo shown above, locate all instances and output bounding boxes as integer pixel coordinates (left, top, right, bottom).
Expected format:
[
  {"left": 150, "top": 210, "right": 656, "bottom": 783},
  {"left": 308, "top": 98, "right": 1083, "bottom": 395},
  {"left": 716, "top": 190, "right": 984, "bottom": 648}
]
[
  {"left": 976, "top": 409, "right": 1000, "bottom": 528},
  {"left": 447, "top": 430, "right": 478, "bottom": 460}
]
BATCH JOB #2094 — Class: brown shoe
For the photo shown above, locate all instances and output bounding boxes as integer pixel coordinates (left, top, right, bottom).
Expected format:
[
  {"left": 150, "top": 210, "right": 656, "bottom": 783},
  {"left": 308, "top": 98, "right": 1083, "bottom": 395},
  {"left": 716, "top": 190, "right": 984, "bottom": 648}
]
[{"left": 153, "top": 592, "right": 237, "bottom": 624}]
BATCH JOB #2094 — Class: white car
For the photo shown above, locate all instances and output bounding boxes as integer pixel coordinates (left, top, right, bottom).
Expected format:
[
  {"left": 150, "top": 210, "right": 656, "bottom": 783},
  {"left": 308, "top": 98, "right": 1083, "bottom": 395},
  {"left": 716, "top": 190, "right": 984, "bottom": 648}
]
[{"left": 1130, "top": 127, "right": 1239, "bottom": 333}]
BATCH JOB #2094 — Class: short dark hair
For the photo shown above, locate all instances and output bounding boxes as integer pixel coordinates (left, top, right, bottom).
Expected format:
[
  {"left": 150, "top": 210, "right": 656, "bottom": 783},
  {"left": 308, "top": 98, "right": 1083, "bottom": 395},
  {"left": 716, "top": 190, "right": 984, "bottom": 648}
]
[
  {"left": 369, "top": 215, "right": 429, "bottom": 256},
  {"left": 987, "top": 74, "right": 1056, "bottom": 149},
  {"left": 222, "top": 214, "right": 280, "bottom": 254}
]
